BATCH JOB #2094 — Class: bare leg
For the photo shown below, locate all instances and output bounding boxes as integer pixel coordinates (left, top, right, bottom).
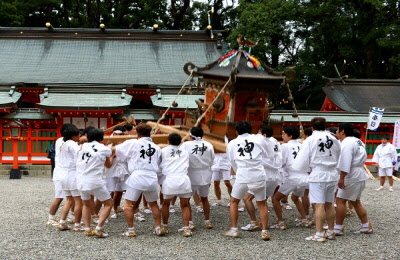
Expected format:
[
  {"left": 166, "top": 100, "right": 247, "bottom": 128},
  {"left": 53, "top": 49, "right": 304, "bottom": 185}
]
[
  {"left": 60, "top": 196, "right": 73, "bottom": 221},
  {"left": 214, "top": 181, "right": 222, "bottom": 200},
  {"left": 335, "top": 198, "right": 347, "bottom": 226},
  {"left": 113, "top": 191, "right": 123, "bottom": 212},
  {"left": 388, "top": 176, "right": 394, "bottom": 187},
  {"left": 193, "top": 193, "right": 201, "bottom": 207},
  {"left": 201, "top": 196, "right": 211, "bottom": 220},
  {"left": 159, "top": 188, "right": 164, "bottom": 206},
  {"left": 180, "top": 198, "right": 190, "bottom": 227},
  {"left": 133, "top": 194, "right": 142, "bottom": 214},
  {"left": 291, "top": 194, "right": 306, "bottom": 219},
  {"left": 272, "top": 192, "right": 286, "bottom": 222},
  {"left": 161, "top": 198, "right": 172, "bottom": 225},
  {"left": 49, "top": 198, "right": 63, "bottom": 215},
  {"left": 171, "top": 196, "right": 177, "bottom": 206},
  {"left": 148, "top": 201, "right": 161, "bottom": 227},
  {"left": 73, "top": 196, "right": 83, "bottom": 224},
  {"left": 325, "top": 202, "right": 335, "bottom": 231},
  {"left": 97, "top": 199, "right": 113, "bottom": 227},
  {"left": 224, "top": 180, "right": 233, "bottom": 196},
  {"left": 302, "top": 189, "right": 310, "bottom": 216},
  {"left": 143, "top": 195, "right": 148, "bottom": 209},
  {"left": 256, "top": 200, "right": 269, "bottom": 230},
  {"left": 350, "top": 200, "right": 369, "bottom": 224},
  {"left": 229, "top": 197, "right": 240, "bottom": 228},
  {"left": 94, "top": 198, "right": 102, "bottom": 215},
  {"left": 380, "top": 176, "right": 385, "bottom": 186},
  {"left": 243, "top": 193, "right": 257, "bottom": 222},
  {"left": 90, "top": 195, "right": 96, "bottom": 215},
  {"left": 314, "top": 203, "right": 326, "bottom": 233},
  {"left": 82, "top": 199, "right": 92, "bottom": 228},
  {"left": 124, "top": 199, "right": 136, "bottom": 228}
]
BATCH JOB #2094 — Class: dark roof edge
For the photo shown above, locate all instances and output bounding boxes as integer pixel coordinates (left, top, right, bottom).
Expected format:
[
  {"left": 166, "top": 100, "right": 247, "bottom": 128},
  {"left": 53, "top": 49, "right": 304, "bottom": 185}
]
[
  {"left": 271, "top": 110, "right": 400, "bottom": 115},
  {"left": 37, "top": 105, "right": 130, "bottom": 110},
  {"left": 0, "top": 27, "right": 226, "bottom": 41},
  {"left": 326, "top": 78, "right": 400, "bottom": 84}
]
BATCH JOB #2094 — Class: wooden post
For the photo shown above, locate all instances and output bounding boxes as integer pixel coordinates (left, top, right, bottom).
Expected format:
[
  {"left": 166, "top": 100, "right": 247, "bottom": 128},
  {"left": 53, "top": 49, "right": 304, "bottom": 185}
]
[{"left": 12, "top": 139, "right": 18, "bottom": 169}]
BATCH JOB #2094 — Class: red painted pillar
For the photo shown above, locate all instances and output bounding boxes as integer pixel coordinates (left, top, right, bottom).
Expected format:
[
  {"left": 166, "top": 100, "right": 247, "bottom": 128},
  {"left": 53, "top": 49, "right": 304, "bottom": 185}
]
[{"left": 12, "top": 139, "right": 18, "bottom": 169}]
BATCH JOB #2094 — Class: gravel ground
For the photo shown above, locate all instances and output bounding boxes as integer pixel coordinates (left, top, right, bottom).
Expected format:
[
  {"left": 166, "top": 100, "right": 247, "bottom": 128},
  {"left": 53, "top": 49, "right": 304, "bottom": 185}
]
[{"left": 1, "top": 176, "right": 399, "bottom": 260}]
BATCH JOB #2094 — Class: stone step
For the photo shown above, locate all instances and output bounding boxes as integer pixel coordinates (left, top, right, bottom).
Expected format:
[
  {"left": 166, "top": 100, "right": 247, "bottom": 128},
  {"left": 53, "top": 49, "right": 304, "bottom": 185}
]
[
  {"left": 0, "top": 164, "right": 51, "bottom": 171},
  {"left": 0, "top": 166, "right": 52, "bottom": 176}
]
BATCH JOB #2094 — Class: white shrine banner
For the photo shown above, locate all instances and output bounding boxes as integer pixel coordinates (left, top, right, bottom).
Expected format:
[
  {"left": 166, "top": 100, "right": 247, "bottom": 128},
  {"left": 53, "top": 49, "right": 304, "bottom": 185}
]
[
  {"left": 392, "top": 120, "right": 400, "bottom": 148},
  {"left": 367, "top": 107, "right": 384, "bottom": 131}
]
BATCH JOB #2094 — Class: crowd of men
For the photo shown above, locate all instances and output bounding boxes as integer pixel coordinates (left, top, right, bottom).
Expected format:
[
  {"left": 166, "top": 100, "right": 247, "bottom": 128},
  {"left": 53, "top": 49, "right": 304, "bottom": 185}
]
[{"left": 46, "top": 117, "right": 387, "bottom": 242}]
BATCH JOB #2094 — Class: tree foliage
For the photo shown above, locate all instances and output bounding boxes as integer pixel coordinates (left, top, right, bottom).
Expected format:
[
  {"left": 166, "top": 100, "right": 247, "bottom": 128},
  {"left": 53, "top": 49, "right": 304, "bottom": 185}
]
[{"left": 230, "top": 0, "right": 400, "bottom": 109}]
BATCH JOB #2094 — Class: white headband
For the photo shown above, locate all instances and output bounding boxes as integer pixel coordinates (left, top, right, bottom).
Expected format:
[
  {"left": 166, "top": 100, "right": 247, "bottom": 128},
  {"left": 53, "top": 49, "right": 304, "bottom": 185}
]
[{"left": 190, "top": 132, "right": 202, "bottom": 141}]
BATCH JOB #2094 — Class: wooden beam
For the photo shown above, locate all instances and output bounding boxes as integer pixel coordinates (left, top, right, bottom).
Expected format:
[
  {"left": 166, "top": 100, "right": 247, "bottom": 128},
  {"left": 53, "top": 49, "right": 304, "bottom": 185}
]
[
  {"left": 146, "top": 121, "right": 227, "bottom": 153},
  {"left": 104, "top": 134, "right": 169, "bottom": 144},
  {"left": 363, "top": 164, "right": 375, "bottom": 180}
]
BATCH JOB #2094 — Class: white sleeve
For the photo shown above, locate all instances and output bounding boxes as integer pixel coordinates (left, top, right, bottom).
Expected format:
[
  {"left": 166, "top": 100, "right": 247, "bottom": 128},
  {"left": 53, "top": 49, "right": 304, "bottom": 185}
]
[
  {"left": 227, "top": 141, "right": 237, "bottom": 172},
  {"left": 337, "top": 142, "right": 352, "bottom": 173},
  {"left": 372, "top": 146, "right": 380, "bottom": 163},
  {"left": 261, "top": 138, "right": 275, "bottom": 168},
  {"left": 209, "top": 143, "right": 215, "bottom": 163},
  {"left": 115, "top": 140, "right": 135, "bottom": 160},
  {"left": 292, "top": 139, "right": 311, "bottom": 172},
  {"left": 69, "top": 142, "right": 80, "bottom": 162},
  {"left": 280, "top": 144, "right": 289, "bottom": 168}
]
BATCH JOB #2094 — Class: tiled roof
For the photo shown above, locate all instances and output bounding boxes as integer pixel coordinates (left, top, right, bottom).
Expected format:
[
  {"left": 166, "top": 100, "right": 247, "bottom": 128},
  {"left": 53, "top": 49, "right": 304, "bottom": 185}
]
[
  {"left": 150, "top": 94, "right": 203, "bottom": 109},
  {"left": 323, "top": 79, "right": 400, "bottom": 112},
  {"left": 0, "top": 88, "right": 21, "bottom": 107},
  {"left": 38, "top": 91, "right": 132, "bottom": 110},
  {"left": 1, "top": 108, "right": 55, "bottom": 120},
  {"left": 0, "top": 28, "right": 223, "bottom": 86},
  {"left": 116, "top": 109, "right": 161, "bottom": 121}
]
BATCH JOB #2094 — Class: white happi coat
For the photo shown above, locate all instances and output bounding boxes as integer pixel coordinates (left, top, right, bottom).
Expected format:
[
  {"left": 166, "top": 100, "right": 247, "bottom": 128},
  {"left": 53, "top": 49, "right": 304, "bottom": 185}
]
[
  {"left": 372, "top": 142, "right": 397, "bottom": 169},
  {"left": 281, "top": 139, "right": 308, "bottom": 187},
  {"left": 337, "top": 137, "right": 369, "bottom": 183},
  {"left": 263, "top": 136, "right": 282, "bottom": 182},
  {"left": 228, "top": 133, "right": 275, "bottom": 186},
  {"left": 53, "top": 137, "right": 64, "bottom": 181},
  {"left": 292, "top": 130, "right": 341, "bottom": 183},
  {"left": 180, "top": 139, "right": 215, "bottom": 186},
  {"left": 211, "top": 153, "right": 231, "bottom": 171},
  {"left": 115, "top": 137, "right": 161, "bottom": 190},
  {"left": 58, "top": 140, "right": 80, "bottom": 190},
  {"left": 160, "top": 145, "right": 191, "bottom": 195},
  {"left": 105, "top": 144, "right": 130, "bottom": 179},
  {"left": 76, "top": 141, "right": 112, "bottom": 191}
]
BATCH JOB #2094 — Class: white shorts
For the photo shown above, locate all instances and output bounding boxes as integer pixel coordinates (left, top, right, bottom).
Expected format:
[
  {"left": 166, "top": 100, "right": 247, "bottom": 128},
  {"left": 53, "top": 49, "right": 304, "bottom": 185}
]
[
  {"left": 125, "top": 187, "right": 158, "bottom": 202},
  {"left": 164, "top": 193, "right": 191, "bottom": 200},
  {"left": 278, "top": 182, "right": 306, "bottom": 197},
  {"left": 212, "top": 170, "right": 231, "bottom": 181},
  {"left": 64, "top": 189, "right": 81, "bottom": 197},
  {"left": 248, "top": 180, "right": 279, "bottom": 198},
  {"left": 105, "top": 177, "right": 119, "bottom": 192},
  {"left": 309, "top": 182, "right": 337, "bottom": 204},
  {"left": 116, "top": 175, "right": 129, "bottom": 191},
  {"left": 80, "top": 186, "right": 111, "bottom": 202},
  {"left": 54, "top": 180, "right": 66, "bottom": 199},
  {"left": 337, "top": 181, "right": 366, "bottom": 201},
  {"left": 191, "top": 185, "right": 210, "bottom": 198},
  {"left": 232, "top": 182, "right": 266, "bottom": 201},
  {"left": 379, "top": 167, "right": 393, "bottom": 177}
]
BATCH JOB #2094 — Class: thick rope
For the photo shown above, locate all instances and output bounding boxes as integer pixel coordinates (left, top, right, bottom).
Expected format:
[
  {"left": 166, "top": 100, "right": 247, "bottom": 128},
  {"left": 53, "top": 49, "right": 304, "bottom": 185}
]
[
  {"left": 286, "top": 82, "right": 303, "bottom": 133},
  {"left": 152, "top": 71, "right": 194, "bottom": 132},
  {"left": 182, "top": 77, "right": 232, "bottom": 142}
]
